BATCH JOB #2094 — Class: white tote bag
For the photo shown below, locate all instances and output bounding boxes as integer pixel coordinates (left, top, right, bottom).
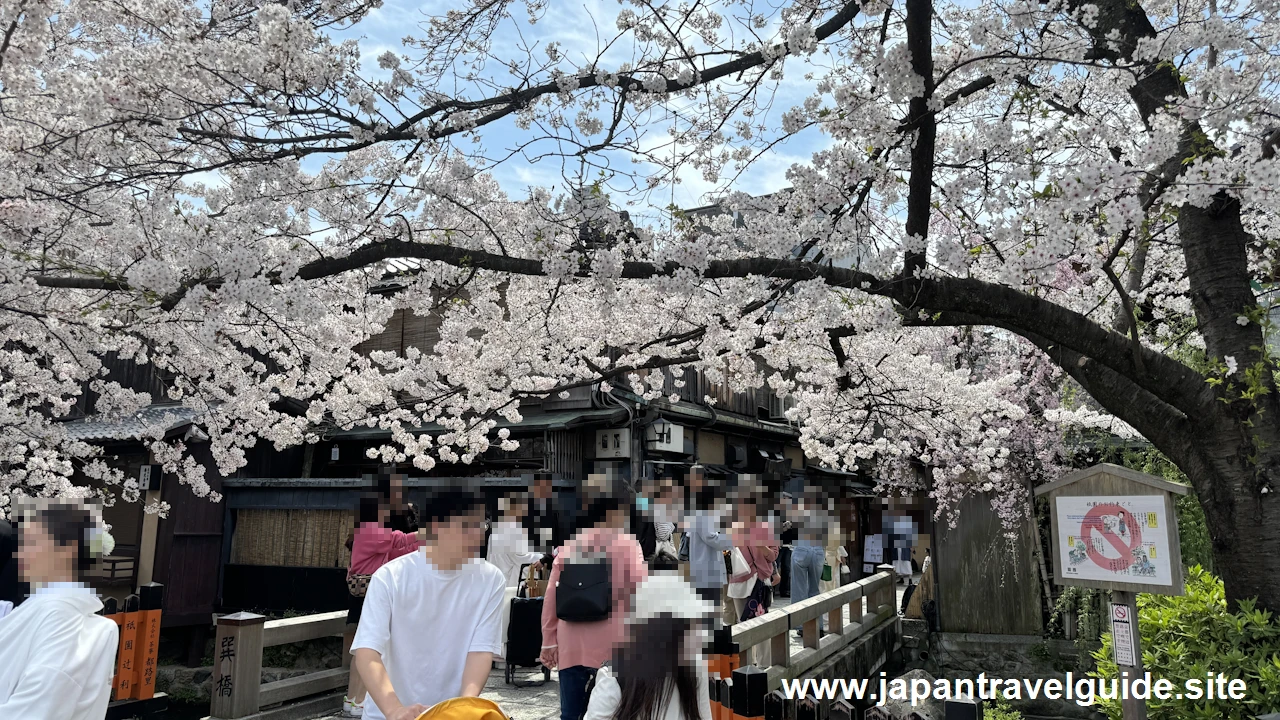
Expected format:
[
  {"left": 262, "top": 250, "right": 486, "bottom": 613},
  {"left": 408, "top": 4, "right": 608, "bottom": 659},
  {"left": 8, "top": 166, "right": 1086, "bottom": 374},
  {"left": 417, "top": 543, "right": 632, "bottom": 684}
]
[{"left": 727, "top": 547, "right": 757, "bottom": 599}]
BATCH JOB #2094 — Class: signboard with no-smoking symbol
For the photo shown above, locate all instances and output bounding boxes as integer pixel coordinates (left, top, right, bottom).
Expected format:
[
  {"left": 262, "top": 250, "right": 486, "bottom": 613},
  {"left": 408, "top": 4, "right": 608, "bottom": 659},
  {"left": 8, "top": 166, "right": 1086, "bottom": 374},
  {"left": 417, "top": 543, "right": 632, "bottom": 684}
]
[
  {"left": 1035, "top": 463, "right": 1188, "bottom": 597},
  {"left": 1057, "top": 496, "right": 1173, "bottom": 586},
  {"left": 1035, "top": 465, "right": 1189, "bottom": 720}
]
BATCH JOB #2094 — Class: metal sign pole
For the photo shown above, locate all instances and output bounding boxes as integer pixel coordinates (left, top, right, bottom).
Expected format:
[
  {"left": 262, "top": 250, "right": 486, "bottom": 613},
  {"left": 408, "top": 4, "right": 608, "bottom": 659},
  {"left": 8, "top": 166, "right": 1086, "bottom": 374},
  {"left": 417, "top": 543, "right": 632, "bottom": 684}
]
[
  {"left": 1034, "top": 467, "right": 1192, "bottom": 720},
  {"left": 1110, "top": 590, "right": 1147, "bottom": 720}
]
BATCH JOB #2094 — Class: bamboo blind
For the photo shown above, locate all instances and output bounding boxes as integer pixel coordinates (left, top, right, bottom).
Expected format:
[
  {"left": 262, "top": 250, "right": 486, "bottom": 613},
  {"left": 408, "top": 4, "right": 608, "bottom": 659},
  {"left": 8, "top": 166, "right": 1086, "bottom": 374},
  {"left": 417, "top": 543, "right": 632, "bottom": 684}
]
[
  {"left": 231, "top": 509, "right": 354, "bottom": 568},
  {"left": 354, "top": 306, "right": 447, "bottom": 357}
]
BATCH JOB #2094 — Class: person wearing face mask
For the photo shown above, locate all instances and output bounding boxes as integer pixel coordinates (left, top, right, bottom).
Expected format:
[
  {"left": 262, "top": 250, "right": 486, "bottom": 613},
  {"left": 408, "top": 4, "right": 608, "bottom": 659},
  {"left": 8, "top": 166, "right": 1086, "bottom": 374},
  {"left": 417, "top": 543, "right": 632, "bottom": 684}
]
[
  {"left": 682, "top": 468, "right": 738, "bottom": 624},
  {"left": 633, "top": 479, "right": 659, "bottom": 562},
  {"left": 0, "top": 499, "right": 120, "bottom": 720},
  {"left": 487, "top": 492, "right": 544, "bottom": 590}
]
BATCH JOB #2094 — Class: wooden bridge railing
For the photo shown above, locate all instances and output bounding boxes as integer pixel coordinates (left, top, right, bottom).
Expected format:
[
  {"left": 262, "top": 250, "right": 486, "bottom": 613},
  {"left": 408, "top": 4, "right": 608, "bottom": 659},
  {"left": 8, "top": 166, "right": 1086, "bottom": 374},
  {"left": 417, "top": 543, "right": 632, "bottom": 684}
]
[
  {"left": 209, "top": 609, "right": 349, "bottom": 719},
  {"left": 731, "top": 565, "right": 899, "bottom": 689},
  {"left": 208, "top": 566, "right": 899, "bottom": 718}
]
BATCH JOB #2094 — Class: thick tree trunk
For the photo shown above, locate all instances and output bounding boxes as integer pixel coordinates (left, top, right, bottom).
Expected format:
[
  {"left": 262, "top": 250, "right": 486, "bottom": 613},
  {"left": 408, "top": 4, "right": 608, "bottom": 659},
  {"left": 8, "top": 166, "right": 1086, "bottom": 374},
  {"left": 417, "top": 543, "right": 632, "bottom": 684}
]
[
  {"left": 1175, "top": 192, "right": 1280, "bottom": 610},
  {"left": 1045, "top": 0, "right": 1280, "bottom": 611},
  {"left": 1190, "top": 456, "right": 1280, "bottom": 611}
]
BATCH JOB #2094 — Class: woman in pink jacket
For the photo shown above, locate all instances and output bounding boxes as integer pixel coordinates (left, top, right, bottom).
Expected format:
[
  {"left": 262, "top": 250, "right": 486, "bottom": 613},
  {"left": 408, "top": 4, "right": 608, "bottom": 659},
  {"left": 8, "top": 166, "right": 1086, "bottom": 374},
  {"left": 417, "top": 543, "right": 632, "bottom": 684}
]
[
  {"left": 539, "top": 494, "right": 648, "bottom": 720},
  {"left": 342, "top": 497, "right": 426, "bottom": 718}
]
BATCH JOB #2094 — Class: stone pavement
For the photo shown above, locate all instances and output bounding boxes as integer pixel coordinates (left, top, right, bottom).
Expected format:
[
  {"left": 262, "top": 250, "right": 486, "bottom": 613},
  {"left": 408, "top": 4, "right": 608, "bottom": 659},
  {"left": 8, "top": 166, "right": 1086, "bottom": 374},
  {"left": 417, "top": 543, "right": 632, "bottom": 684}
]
[{"left": 315, "top": 578, "right": 915, "bottom": 720}]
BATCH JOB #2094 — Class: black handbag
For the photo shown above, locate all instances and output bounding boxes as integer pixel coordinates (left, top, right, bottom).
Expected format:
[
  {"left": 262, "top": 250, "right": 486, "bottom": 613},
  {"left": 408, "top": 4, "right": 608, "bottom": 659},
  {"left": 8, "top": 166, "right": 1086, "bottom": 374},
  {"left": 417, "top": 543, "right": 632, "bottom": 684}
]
[
  {"left": 556, "top": 558, "right": 612, "bottom": 622},
  {"left": 740, "top": 580, "right": 772, "bottom": 622}
]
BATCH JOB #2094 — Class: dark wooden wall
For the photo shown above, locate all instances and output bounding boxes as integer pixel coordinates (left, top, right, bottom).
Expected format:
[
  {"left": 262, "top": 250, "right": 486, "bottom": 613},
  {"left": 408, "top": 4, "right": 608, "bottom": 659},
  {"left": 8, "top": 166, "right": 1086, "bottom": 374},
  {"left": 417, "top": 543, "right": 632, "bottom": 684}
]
[
  {"left": 934, "top": 491, "right": 1043, "bottom": 635},
  {"left": 69, "top": 352, "right": 171, "bottom": 418},
  {"left": 152, "top": 444, "right": 225, "bottom": 627},
  {"left": 355, "top": 304, "right": 445, "bottom": 357}
]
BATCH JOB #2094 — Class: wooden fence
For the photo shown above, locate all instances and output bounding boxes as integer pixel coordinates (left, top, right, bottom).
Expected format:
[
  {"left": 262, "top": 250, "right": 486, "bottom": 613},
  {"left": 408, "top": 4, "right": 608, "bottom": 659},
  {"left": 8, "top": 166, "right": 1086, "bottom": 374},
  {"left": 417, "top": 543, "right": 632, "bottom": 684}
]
[
  {"left": 731, "top": 567, "right": 898, "bottom": 689},
  {"left": 209, "top": 610, "right": 349, "bottom": 719},
  {"left": 208, "top": 568, "right": 899, "bottom": 719},
  {"left": 103, "top": 583, "right": 170, "bottom": 720}
]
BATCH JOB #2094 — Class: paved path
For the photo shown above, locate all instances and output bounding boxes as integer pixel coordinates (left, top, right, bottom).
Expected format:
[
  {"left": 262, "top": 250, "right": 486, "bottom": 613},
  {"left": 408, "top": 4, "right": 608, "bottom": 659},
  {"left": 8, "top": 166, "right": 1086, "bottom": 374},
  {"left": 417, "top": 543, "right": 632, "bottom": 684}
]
[{"left": 315, "top": 578, "right": 916, "bottom": 720}]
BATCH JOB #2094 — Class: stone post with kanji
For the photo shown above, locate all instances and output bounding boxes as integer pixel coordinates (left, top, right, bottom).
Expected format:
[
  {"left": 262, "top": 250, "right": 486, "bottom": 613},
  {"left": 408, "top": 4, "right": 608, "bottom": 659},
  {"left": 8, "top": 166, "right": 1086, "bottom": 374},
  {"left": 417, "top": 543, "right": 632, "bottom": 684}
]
[{"left": 209, "top": 611, "right": 265, "bottom": 720}]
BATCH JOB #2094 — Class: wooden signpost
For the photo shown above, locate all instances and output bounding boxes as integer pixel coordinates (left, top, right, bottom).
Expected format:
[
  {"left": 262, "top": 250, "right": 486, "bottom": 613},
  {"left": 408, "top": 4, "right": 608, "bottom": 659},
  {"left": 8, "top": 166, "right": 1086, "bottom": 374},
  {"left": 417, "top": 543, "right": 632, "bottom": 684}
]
[{"left": 1034, "top": 463, "right": 1189, "bottom": 720}]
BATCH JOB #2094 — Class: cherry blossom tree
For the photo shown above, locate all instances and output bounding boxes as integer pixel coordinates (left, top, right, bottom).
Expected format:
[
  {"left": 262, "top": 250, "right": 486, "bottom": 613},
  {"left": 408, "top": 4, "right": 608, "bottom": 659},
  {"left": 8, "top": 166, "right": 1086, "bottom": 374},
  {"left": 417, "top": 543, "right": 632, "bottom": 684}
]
[{"left": 1, "top": 0, "right": 1278, "bottom": 609}]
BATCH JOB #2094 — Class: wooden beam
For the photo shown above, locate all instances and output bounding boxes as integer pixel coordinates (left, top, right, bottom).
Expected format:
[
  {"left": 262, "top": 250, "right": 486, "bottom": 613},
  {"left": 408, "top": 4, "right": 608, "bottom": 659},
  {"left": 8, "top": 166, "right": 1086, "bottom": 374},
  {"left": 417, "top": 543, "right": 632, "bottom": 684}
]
[
  {"left": 258, "top": 668, "right": 348, "bottom": 708},
  {"left": 802, "top": 618, "right": 820, "bottom": 650},
  {"left": 262, "top": 611, "right": 348, "bottom": 648}
]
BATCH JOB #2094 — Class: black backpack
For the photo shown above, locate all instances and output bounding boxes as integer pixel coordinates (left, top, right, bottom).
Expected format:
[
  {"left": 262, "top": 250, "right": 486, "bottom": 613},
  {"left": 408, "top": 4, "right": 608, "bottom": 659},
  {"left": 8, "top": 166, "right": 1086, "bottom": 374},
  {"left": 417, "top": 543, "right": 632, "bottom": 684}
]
[{"left": 556, "top": 557, "right": 612, "bottom": 622}]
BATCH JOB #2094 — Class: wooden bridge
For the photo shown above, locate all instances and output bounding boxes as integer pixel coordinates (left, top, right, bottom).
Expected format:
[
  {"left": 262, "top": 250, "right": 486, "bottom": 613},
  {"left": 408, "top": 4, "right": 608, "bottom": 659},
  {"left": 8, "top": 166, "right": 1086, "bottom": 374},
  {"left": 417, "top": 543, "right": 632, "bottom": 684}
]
[{"left": 204, "top": 567, "right": 903, "bottom": 720}]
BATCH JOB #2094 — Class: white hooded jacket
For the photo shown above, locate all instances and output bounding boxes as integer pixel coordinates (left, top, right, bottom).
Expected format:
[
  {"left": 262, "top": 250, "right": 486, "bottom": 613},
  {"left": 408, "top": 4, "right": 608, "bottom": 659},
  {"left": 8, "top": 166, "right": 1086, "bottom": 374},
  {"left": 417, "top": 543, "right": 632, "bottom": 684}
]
[{"left": 0, "top": 584, "right": 119, "bottom": 720}]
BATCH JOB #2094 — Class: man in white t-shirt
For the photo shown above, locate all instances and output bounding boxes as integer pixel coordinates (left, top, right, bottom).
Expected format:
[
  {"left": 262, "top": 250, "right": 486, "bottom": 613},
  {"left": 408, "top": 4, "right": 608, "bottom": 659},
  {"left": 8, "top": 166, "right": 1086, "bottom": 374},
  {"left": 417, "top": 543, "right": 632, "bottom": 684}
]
[{"left": 353, "top": 487, "right": 505, "bottom": 720}]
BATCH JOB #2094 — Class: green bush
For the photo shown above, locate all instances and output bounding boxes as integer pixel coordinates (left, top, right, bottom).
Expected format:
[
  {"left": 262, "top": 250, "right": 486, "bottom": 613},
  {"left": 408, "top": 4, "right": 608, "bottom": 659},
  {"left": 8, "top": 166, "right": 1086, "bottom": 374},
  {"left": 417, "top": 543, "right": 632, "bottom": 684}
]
[
  {"left": 986, "top": 698, "right": 1023, "bottom": 720},
  {"left": 1092, "top": 566, "right": 1280, "bottom": 719}
]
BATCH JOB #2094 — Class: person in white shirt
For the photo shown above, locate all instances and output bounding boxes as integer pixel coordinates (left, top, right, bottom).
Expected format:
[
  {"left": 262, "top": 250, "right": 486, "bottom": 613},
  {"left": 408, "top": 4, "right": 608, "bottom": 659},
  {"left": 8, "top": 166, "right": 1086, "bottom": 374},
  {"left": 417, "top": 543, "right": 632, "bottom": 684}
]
[
  {"left": 353, "top": 487, "right": 506, "bottom": 720},
  {"left": 0, "top": 499, "right": 119, "bottom": 720},
  {"left": 486, "top": 493, "right": 544, "bottom": 589},
  {"left": 486, "top": 492, "right": 546, "bottom": 667},
  {"left": 584, "top": 573, "right": 714, "bottom": 720}
]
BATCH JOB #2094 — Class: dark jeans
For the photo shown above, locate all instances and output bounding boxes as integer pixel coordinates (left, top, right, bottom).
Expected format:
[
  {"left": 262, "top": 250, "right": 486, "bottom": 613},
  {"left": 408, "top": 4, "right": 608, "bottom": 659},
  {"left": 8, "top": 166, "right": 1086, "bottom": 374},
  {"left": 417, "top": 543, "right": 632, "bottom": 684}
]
[
  {"left": 695, "top": 585, "right": 723, "bottom": 629},
  {"left": 558, "top": 665, "right": 598, "bottom": 720}
]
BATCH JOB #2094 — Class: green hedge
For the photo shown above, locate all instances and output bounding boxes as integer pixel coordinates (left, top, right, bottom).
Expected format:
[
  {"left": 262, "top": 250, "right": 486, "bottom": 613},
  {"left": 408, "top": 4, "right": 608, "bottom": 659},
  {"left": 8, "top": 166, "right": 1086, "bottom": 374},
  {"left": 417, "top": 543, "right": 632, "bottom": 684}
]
[{"left": 1092, "top": 566, "right": 1280, "bottom": 719}]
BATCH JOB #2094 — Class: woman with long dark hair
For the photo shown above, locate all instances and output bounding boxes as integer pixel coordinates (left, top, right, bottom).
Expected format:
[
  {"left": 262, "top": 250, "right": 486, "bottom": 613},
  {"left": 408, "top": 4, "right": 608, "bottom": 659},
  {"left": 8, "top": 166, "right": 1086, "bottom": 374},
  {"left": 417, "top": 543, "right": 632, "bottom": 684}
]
[{"left": 584, "top": 573, "right": 712, "bottom": 720}]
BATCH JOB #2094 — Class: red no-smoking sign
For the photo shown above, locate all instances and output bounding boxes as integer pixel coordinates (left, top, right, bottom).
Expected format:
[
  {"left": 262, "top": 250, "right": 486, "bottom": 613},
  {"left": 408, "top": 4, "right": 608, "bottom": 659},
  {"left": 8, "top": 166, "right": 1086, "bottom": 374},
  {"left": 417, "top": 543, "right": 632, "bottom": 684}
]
[{"left": 1081, "top": 504, "right": 1142, "bottom": 572}]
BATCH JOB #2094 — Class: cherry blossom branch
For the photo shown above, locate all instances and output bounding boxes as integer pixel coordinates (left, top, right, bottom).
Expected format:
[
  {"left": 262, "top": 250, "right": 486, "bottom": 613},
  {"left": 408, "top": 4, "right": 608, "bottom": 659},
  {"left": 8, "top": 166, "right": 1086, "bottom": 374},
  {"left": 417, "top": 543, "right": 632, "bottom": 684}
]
[
  {"left": 84, "top": 0, "right": 865, "bottom": 181},
  {"left": 30, "top": 235, "right": 1211, "bottom": 418},
  {"left": 900, "top": 0, "right": 936, "bottom": 284}
]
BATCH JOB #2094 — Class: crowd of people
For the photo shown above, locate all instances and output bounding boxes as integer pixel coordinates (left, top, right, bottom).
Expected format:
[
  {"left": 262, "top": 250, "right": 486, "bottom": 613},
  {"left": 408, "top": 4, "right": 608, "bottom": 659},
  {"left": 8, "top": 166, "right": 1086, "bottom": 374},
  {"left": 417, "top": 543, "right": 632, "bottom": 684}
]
[
  {"left": 339, "top": 466, "right": 849, "bottom": 720},
  {"left": 0, "top": 466, "right": 848, "bottom": 720}
]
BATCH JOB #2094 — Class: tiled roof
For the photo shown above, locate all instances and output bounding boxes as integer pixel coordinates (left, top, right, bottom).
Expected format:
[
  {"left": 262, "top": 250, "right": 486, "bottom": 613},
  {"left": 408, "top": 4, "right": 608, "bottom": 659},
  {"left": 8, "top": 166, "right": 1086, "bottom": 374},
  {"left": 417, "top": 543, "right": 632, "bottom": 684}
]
[{"left": 61, "top": 405, "right": 201, "bottom": 442}]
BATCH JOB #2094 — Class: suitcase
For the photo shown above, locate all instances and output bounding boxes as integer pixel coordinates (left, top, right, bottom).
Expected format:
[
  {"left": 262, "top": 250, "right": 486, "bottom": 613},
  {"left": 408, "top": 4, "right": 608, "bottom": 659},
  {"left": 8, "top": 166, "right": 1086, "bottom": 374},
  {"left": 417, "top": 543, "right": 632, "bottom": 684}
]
[{"left": 506, "top": 564, "right": 552, "bottom": 686}]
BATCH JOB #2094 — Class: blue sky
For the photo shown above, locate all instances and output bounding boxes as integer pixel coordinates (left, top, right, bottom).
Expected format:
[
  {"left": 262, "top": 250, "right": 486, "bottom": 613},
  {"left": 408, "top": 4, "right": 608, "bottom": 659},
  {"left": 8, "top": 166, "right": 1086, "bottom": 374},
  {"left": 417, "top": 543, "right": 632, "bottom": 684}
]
[{"left": 323, "top": 0, "right": 835, "bottom": 224}]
